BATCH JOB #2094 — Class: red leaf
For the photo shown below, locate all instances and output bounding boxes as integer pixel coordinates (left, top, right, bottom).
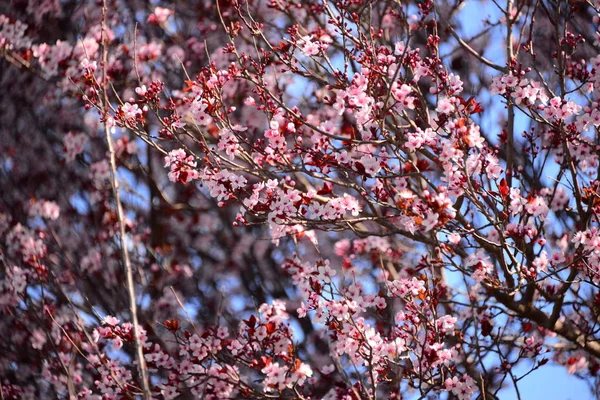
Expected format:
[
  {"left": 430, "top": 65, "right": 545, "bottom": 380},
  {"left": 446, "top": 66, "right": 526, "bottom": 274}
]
[
  {"left": 354, "top": 162, "right": 366, "bottom": 176},
  {"left": 244, "top": 315, "right": 257, "bottom": 329},
  {"left": 499, "top": 178, "right": 509, "bottom": 199},
  {"left": 458, "top": 95, "right": 483, "bottom": 114},
  {"left": 317, "top": 182, "right": 333, "bottom": 195}
]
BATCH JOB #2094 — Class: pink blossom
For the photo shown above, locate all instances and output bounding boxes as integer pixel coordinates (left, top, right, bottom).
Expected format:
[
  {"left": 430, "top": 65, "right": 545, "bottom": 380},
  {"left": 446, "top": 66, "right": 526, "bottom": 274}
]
[
  {"left": 121, "top": 102, "right": 142, "bottom": 120},
  {"left": 102, "top": 316, "right": 120, "bottom": 326},
  {"left": 29, "top": 200, "right": 60, "bottom": 220},
  {"left": 30, "top": 329, "right": 46, "bottom": 350},
  {"left": 63, "top": 131, "right": 88, "bottom": 162},
  {"left": 525, "top": 196, "right": 549, "bottom": 220},
  {"left": 444, "top": 375, "right": 476, "bottom": 400},
  {"left": 299, "top": 35, "right": 321, "bottom": 56},
  {"left": 148, "top": 7, "right": 173, "bottom": 25}
]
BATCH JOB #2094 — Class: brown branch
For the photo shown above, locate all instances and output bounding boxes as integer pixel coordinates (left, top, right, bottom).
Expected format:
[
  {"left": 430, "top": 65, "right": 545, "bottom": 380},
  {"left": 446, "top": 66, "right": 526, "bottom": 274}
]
[
  {"left": 492, "top": 289, "right": 600, "bottom": 359},
  {"left": 101, "top": 2, "right": 151, "bottom": 399},
  {"left": 447, "top": 26, "right": 507, "bottom": 73}
]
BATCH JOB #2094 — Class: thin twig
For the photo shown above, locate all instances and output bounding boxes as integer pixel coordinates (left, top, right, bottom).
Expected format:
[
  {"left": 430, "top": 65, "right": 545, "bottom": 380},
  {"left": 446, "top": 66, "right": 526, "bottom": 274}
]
[{"left": 506, "top": 0, "right": 515, "bottom": 188}]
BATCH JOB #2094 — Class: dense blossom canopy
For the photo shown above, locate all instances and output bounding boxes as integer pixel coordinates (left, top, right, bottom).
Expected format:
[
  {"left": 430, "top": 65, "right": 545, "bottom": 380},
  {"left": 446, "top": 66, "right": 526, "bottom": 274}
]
[{"left": 2, "top": 0, "right": 600, "bottom": 398}]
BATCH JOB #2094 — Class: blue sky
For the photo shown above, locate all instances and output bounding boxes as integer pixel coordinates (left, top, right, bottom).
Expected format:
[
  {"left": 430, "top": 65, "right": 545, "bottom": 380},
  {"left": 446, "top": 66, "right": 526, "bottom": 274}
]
[{"left": 451, "top": 1, "right": 595, "bottom": 398}]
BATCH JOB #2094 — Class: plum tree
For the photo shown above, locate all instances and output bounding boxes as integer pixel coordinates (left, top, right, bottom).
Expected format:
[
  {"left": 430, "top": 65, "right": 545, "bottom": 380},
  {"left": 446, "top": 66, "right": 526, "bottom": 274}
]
[{"left": 1, "top": 0, "right": 600, "bottom": 398}]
